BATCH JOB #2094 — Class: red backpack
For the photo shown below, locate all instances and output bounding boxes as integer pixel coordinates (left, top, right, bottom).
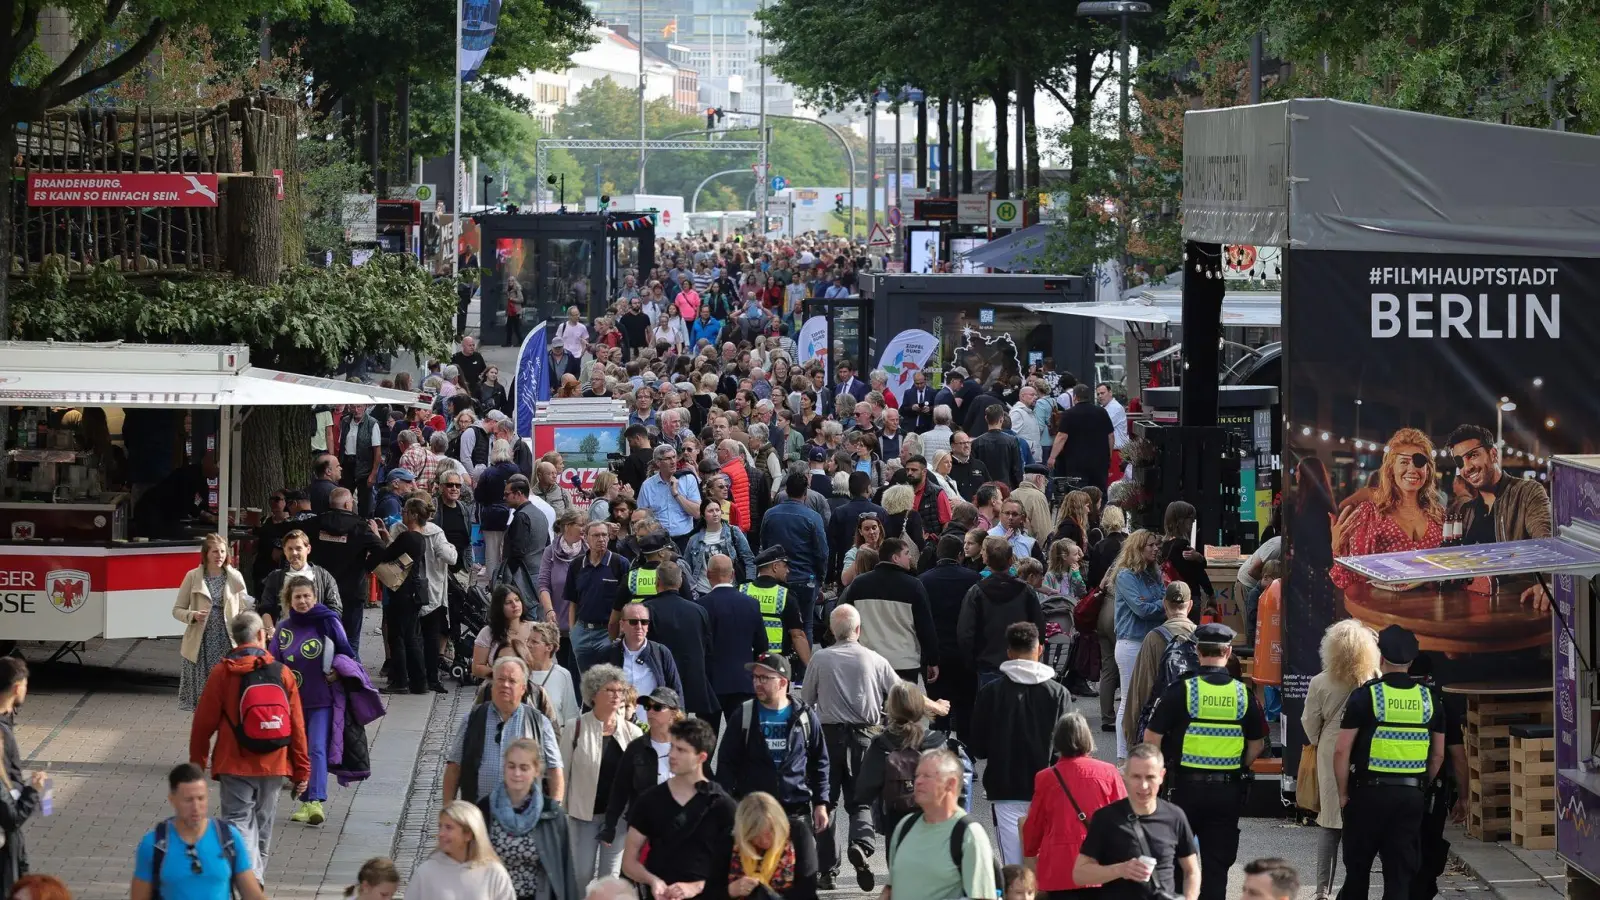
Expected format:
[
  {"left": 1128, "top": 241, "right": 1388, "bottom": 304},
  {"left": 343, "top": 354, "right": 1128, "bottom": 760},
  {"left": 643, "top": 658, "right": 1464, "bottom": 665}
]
[{"left": 230, "top": 661, "right": 293, "bottom": 753}]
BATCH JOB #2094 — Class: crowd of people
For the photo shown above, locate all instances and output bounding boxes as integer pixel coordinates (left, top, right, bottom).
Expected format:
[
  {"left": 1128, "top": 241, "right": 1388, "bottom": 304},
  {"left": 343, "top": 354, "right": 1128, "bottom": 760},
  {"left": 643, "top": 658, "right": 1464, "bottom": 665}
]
[{"left": 0, "top": 233, "right": 1457, "bottom": 900}]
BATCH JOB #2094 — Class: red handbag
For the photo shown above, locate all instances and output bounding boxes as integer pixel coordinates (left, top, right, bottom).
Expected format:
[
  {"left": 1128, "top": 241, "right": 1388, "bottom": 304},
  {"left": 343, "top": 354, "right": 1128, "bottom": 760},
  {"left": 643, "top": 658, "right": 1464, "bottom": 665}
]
[{"left": 1072, "top": 587, "right": 1103, "bottom": 633}]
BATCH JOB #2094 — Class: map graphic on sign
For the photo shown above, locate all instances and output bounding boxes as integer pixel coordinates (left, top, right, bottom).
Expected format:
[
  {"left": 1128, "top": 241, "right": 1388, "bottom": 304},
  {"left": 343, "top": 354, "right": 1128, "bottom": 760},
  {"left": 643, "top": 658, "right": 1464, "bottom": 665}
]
[
  {"left": 46, "top": 568, "right": 89, "bottom": 613},
  {"left": 950, "top": 325, "right": 1022, "bottom": 390}
]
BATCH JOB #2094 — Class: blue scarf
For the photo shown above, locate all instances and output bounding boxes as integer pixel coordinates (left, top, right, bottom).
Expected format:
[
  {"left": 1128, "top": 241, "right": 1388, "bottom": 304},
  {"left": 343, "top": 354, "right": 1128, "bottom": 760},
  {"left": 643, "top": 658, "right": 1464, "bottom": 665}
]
[{"left": 489, "top": 782, "right": 545, "bottom": 836}]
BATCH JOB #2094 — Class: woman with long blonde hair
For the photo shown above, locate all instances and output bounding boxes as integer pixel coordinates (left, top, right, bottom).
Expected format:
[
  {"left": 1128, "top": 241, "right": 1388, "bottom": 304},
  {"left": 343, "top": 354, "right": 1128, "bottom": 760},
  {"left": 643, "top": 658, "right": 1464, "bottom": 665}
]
[
  {"left": 1331, "top": 427, "right": 1444, "bottom": 589},
  {"left": 406, "top": 800, "right": 515, "bottom": 899},
  {"left": 728, "top": 792, "right": 806, "bottom": 898},
  {"left": 1301, "top": 620, "right": 1382, "bottom": 900},
  {"left": 1109, "top": 529, "right": 1166, "bottom": 760}
]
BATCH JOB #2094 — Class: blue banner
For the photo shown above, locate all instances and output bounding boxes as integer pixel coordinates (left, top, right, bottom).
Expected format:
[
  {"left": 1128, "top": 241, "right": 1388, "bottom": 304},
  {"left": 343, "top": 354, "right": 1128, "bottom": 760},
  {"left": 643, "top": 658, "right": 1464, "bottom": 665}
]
[
  {"left": 459, "top": 0, "right": 503, "bottom": 81},
  {"left": 513, "top": 319, "right": 549, "bottom": 438}
]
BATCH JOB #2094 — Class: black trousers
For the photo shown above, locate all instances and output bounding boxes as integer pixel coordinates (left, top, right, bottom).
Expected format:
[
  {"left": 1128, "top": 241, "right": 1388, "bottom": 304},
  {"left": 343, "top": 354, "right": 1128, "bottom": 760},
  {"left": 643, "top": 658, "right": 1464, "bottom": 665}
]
[
  {"left": 421, "top": 606, "right": 447, "bottom": 687},
  {"left": 818, "top": 724, "right": 875, "bottom": 876},
  {"left": 505, "top": 314, "right": 524, "bottom": 347},
  {"left": 714, "top": 692, "right": 754, "bottom": 735},
  {"left": 1410, "top": 787, "right": 1452, "bottom": 900},
  {"left": 1170, "top": 779, "right": 1243, "bottom": 900},
  {"left": 927, "top": 661, "right": 975, "bottom": 743},
  {"left": 341, "top": 601, "right": 365, "bottom": 663},
  {"left": 1338, "top": 785, "right": 1425, "bottom": 900},
  {"left": 782, "top": 810, "right": 820, "bottom": 900},
  {"left": 387, "top": 602, "right": 427, "bottom": 691}
]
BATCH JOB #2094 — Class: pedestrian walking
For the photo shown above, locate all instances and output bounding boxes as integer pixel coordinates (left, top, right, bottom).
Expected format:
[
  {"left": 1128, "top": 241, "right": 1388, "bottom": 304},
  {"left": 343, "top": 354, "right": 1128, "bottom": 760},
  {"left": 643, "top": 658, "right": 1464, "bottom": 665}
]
[
  {"left": 1142, "top": 623, "right": 1267, "bottom": 900},
  {"left": 444, "top": 656, "right": 566, "bottom": 806},
  {"left": 273, "top": 575, "right": 361, "bottom": 827},
  {"left": 1073, "top": 744, "right": 1200, "bottom": 900},
  {"left": 476, "top": 737, "right": 580, "bottom": 900},
  {"left": 566, "top": 521, "right": 630, "bottom": 674},
  {"left": 343, "top": 857, "right": 399, "bottom": 899},
  {"left": 600, "top": 600, "right": 685, "bottom": 720},
  {"left": 174, "top": 534, "right": 250, "bottom": 711},
  {"left": 560, "top": 664, "right": 641, "bottom": 892},
  {"left": 641, "top": 561, "right": 720, "bottom": 721},
  {"left": 502, "top": 475, "right": 555, "bottom": 625},
  {"left": 308, "top": 488, "right": 383, "bottom": 658},
  {"left": 1120, "top": 583, "right": 1195, "bottom": 751},
  {"left": 838, "top": 537, "right": 937, "bottom": 683},
  {"left": 600, "top": 687, "right": 682, "bottom": 847},
  {"left": 957, "top": 537, "right": 1047, "bottom": 692},
  {"left": 759, "top": 474, "right": 830, "bottom": 668},
  {"left": 699, "top": 555, "right": 774, "bottom": 731},
  {"left": 1301, "top": 619, "right": 1381, "bottom": 900},
  {"left": 728, "top": 792, "right": 814, "bottom": 900},
  {"left": 1333, "top": 626, "right": 1444, "bottom": 900},
  {"left": 0, "top": 660, "right": 44, "bottom": 897},
  {"left": 969, "top": 622, "right": 1074, "bottom": 866},
  {"left": 375, "top": 496, "right": 457, "bottom": 694},
  {"left": 257, "top": 529, "right": 342, "bottom": 633},
  {"left": 883, "top": 749, "right": 998, "bottom": 900},
  {"left": 1022, "top": 712, "right": 1127, "bottom": 899},
  {"left": 130, "top": 764, "right": 265, "bottom": 900},
  {"left": 188, "top": 611, "right": 311, "bottom": 884},
  {"left": 622, "top": 719, "right": 739, "bottom": 900},
  {"left": 714, "top": 652, "right": 829, "bottom": 899},
  {"left": 1110, "top": 530, "right": 1167, "bottom": 758},
  {"left": 407, "top": 801, "right": 516, "bottom": 900}
]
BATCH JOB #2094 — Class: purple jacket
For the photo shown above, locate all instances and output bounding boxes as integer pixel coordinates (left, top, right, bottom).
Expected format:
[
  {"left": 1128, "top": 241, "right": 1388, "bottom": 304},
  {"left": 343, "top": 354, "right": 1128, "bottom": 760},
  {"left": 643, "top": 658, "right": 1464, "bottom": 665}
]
[{"left": 328, "top": 654, "right": 384, "bottom": 786}]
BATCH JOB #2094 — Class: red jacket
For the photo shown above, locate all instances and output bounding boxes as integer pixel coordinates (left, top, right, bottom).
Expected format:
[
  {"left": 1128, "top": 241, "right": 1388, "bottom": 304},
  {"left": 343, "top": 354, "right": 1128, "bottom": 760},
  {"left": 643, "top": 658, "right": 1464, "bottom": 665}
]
[
  {"left": 721, "top": 458, "right": 752, "bottom": 531},
  {"left": 1022, "top": 756, "right": 1127, "bottom": 891},
  {"left": 189, "top": 647, "right": 312, "bottom": 783}
]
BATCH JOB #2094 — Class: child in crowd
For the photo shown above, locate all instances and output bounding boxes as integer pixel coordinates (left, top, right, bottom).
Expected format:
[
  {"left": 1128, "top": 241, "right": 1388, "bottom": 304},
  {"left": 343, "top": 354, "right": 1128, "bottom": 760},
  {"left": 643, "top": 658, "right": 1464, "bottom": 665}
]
[
  {"left": 276, "top": 574, "right": 358, "bottom": 826},
  {"left": 1043, "top": 538, "right": 1087, "bottom": 601},
  {"left": 1002, "top": 864, "right": 1037, "bottom": 900},
  {"left": 344, "top": 858, "right": 400, "bottom": 899},
  {"left": 1017, "top": 557, "right": 1046, "bottom": 591}
]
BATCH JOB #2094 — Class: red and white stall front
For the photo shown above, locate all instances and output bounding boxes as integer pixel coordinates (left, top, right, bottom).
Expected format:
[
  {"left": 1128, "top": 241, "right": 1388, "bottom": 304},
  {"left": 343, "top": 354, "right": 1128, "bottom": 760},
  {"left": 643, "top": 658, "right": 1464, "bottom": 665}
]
[{"left": 0, "top": 341, "right": 419, "bottom": 650}]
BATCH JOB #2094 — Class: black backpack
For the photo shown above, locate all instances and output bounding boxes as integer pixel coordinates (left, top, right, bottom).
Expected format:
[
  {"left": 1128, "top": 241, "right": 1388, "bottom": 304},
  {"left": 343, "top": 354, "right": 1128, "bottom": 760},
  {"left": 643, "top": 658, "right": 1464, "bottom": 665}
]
[
  {"left": 150, "top": 818, "right": 240, "bottom": 897},
  {"left": 889, "top": 812, "right": 1004, "bottom": 894},
  {"left": 1136, "top": 626, "right": 1200, "bottom": 740}
]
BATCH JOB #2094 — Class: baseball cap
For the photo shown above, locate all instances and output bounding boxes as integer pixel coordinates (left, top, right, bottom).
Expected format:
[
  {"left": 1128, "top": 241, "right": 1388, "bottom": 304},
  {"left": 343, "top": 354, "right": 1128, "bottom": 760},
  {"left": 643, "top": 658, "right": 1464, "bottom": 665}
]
[
  {"left": 745, "top": 651, "right": 792, "bottom": 680},
  {"left": 645, "top": 687, "right": 681, "bottom": 710},
  {"left": 389, "top": 468, "right": 416, "bottom": 483}
]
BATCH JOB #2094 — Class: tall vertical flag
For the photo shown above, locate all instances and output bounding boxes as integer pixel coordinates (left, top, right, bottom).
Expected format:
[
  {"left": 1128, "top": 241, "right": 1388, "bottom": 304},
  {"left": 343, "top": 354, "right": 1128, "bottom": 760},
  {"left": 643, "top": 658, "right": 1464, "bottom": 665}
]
[
  {"left": 513, "top": 320, "right": 549, "bottom": 438},
  {"left": 796, "top": 316, "right": 829, "bottom": 365},
  {"left": 876, "top": 329, "right": 938, "bottom": 396},
  {"left": 459, "top": 0, "right": 504, "bottom": 81}
]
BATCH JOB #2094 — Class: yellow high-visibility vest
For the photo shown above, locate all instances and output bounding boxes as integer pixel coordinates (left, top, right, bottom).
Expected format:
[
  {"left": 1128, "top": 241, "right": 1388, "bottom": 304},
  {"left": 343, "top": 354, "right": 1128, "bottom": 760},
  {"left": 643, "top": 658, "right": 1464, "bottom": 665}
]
[
  {"left": 739, "top": 582, "right": 787, "bottom": 649},
  {"left": 1178, "top": 677, "right": 1248, "bottom": 771},
  {"left": 1366, "top": 682, "right": 1432, "bottom": 775}
]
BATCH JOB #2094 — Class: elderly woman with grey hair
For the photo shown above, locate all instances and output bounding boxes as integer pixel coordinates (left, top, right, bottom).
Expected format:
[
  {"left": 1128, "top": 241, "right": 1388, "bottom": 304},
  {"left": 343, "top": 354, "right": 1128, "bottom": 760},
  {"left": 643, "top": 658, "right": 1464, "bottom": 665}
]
[
  {"left": 1022, "top": 712, "right": 1127, "bottom": 896},
  {"left": 560, "top": 664, "right": 642, "bottom": 894}
]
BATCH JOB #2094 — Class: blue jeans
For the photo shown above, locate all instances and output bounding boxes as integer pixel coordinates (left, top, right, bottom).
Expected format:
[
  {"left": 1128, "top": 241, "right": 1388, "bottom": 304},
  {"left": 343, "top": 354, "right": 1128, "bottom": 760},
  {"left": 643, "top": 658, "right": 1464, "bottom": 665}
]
[
  {"left": 571, "top": 621, "right": 612, "bottom": 675},
  {"left": 301, "top": 706, "right": 331, "bottom": 802}
]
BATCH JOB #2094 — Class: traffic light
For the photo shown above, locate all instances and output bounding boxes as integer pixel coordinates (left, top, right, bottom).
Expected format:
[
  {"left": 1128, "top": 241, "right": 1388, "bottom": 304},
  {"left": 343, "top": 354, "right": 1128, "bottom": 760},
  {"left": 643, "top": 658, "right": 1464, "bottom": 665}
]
[
  {"left": 834, "top": 193, "right": 844, "bottom": 214},
  {"left": 704, "top": 106, "right": 724, "bottom": 130}
]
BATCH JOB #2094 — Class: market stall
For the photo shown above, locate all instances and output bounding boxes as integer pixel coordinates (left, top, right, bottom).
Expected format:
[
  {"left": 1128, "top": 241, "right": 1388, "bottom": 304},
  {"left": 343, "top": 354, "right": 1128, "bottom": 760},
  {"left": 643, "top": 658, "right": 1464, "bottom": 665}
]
[{"left": 0, "top": 341, "right": 421, "bottom": 649}]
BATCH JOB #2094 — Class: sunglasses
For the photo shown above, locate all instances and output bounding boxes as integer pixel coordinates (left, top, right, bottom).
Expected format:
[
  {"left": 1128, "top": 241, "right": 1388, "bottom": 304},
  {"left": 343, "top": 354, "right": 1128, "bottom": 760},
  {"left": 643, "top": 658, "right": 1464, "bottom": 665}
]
[
  {"left": 442, "top": 483, "right": 462, "bottom": 489},
  {"left": 623, "top": 618, "right": 650, "bottom": 626},
  {"left": 184, "top": 842, "right": 204, "bottom": 874},
  {"left": 643, "top": 701, "right": 674, "bottom": 713}
]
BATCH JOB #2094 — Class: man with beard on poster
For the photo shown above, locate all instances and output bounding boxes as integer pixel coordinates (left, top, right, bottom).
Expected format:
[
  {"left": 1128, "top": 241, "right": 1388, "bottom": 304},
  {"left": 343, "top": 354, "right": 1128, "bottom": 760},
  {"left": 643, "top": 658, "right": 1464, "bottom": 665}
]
[{"left": 1444, "top": 424, "right": 1554, "bottom": 608}]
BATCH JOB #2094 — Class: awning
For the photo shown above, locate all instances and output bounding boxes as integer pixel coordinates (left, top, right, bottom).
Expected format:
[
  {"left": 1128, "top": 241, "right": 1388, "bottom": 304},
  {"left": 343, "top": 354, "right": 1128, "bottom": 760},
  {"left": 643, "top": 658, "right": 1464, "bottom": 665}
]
[
  {"left": 0, "top": 341, "right": 424, "bottom": 408},
  {"left": 1027, "top": 289, "right": 1282, "bottom": 328},
  {"left": 959, "top": 223, "right": 1053, "bottom": 272},
  {"left": 1025, "top": 301, "right": 1172, "bottom": 324}
]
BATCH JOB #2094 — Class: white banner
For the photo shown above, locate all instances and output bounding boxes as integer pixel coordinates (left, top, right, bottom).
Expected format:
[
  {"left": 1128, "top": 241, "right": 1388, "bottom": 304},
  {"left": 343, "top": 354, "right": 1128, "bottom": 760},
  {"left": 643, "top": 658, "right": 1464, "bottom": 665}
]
[
  {"left": 796, "top": 316, "right": 829, "bottom": 365},
  {"left": 876, "top": 329, "right": 938, "bottom": 395}
]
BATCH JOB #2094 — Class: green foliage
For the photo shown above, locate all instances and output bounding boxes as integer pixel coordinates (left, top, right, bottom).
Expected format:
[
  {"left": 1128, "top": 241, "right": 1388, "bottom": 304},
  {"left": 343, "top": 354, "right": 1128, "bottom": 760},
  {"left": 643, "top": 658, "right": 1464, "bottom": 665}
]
[
  {"left": 297, "top": 112, "right": 371, "bottom": 260},
  {"left": 1167, "top": 0, "right": 1600, "bottom": 129},
  {"left": 10, "top": 255, "right": 455, "bottom": 375}
]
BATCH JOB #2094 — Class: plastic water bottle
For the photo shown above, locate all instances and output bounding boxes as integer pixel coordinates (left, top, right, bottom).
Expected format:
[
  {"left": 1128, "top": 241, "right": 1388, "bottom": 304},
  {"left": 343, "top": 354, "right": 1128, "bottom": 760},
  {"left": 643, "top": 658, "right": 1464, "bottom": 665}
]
[{"left": 40, "top": 773, "right": 52, "bottom": 816}]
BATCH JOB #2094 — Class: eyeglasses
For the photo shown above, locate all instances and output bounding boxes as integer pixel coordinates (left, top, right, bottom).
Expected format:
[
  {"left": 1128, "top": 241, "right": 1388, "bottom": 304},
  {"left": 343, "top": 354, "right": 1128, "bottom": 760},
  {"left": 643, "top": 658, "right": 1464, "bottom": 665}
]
[{"left": 752, "top": 673, "right": 782, "bottom": 684}]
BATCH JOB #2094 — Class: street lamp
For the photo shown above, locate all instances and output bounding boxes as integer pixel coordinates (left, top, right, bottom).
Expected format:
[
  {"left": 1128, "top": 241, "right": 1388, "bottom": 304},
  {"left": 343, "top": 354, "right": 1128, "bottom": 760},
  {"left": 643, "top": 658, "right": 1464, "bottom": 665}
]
[{"left": 1497, "top": 397, "right": 1518, "bottom": 451}]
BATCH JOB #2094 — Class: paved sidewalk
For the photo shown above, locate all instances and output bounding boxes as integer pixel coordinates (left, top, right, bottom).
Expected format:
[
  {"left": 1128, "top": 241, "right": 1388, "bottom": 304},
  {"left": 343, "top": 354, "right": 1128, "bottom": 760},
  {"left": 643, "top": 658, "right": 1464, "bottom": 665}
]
[
  {"left": 10, "top": 607, "right": 432, "bottom": 900},
  {"left": 1448, "top": 828, "right": 1565, "bottom": 900}
]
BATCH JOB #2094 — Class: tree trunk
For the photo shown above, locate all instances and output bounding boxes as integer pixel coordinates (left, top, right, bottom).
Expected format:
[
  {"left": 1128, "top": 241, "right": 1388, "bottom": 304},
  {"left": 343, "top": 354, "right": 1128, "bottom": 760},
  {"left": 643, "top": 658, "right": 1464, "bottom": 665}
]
[
  {"left": 1070, "top": 48, "right": 1095, "bottom": 186},
  {"left": 1023, "top": 78, "right": 1041, "bottom": 219},
  {"left": 1014, "top": 68, "right": 1027, "bottom": 216},
  {"left": 960, "top": 96, "right": 974, "bottom": 193},
  {"left": 992, "top": 86, "right": 1010, "bottom": 198},
  {"left": 0, "top": 124, "right": 14, "bottom": 339},
  {"left": 915, "top": 100, "right": 927, "bottom": 189},
  {"left": 228, "top": 175, "right": 283, "bottom": 286},
  {"left": 939, "top": 95, "right": 952, "bottom": 196}
]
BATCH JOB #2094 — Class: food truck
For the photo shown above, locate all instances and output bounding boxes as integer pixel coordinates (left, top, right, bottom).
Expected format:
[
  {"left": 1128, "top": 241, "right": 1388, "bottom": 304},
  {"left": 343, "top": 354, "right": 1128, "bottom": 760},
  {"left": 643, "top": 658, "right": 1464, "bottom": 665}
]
[
  {"left": 1334, "top": 455, "right": 1600, "bottom": 877},
  {"left": 0, "top": 341, "right": 421, "bottom": 654}
]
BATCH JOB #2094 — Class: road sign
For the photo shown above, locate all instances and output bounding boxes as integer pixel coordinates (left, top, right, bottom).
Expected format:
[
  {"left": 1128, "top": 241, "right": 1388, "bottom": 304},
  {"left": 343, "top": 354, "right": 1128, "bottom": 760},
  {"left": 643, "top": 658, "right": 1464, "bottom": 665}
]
[
  {"left": 990, "top": 197, "right": 1022, "bottom": 229},
  {"left": 888, "top": 207, "right": 903, "bottom": 227},
  {"left": 957, "top": 194, "right": 989, "bottom": 225},
  {"left": 752, "top": 163, "right": 769, "bottom": 176},
  {"left": 770, "top": 175, "right": 788, "bottom": 192},
  {"left": 868, "top": 222, "right": 893, "bottom": 247},
  {"left": 913, "top": 198, "right": 958, "bottom": 221}
]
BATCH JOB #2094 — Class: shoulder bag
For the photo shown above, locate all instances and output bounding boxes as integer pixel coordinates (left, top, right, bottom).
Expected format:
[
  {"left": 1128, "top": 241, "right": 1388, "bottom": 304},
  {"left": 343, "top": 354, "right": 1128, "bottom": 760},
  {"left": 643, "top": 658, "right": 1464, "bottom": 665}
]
[{"left": 1128, "top": 810, "right": 1186, "bottom": 900}]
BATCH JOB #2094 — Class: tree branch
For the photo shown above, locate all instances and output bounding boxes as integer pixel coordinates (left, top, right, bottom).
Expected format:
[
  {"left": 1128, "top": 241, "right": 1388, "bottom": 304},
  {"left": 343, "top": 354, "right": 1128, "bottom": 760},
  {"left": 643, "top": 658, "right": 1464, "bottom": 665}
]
[
  {"left": 38, "top": 0, "right": 127, "bottom": 89},
  {"left": 8, "top": 2, "right": 41, "bottom": 69},
  {"left": 1038, "top": 80, "right": 1076, "bottom": 124},
  {"left": 51, "top": 18, "right": 165, "bottom": 105},
  {"left": 1091, "top": 66, "right": 1116, "bottom": 101}
]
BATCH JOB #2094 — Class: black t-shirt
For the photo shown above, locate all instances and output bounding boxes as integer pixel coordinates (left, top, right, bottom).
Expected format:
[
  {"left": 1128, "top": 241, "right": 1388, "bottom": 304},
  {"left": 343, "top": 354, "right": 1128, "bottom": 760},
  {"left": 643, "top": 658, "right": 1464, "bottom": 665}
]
[
  {"left": 1080, "top": 797, "right": 1197, "bottom": 900},
  {"left": 594, "top": 737, "right": 624, "bottom": 816},
  {"left": 1057, "top": 402, "right": 1114, "bottom": 479},
  {"left": 628, "top": 779, "right": 738, "bottom": 888},
  {"left": 1338, "top": 673, "right": 1445, "bottom": 772},
  {"left": 1146, "top": 668, "right": 1269, "bottom": 772}
]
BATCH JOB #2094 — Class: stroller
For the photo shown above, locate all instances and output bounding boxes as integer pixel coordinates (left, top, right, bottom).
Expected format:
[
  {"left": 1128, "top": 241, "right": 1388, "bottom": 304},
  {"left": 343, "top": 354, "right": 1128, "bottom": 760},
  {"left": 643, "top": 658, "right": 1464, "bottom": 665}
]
[
  {"left": 448, "top": 579, "right": 490, "bottom": 687},
  {"left": 1042, "top": 592, "right": 1100, "bottom": 698}
]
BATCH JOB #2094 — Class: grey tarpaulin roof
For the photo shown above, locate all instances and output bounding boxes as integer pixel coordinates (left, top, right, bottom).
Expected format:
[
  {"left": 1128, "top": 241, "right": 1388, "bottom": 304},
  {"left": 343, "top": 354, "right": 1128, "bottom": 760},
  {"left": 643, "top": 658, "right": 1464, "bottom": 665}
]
[
  {"left": 1182, "top": 98, "right": 1600, "bottom": 258},
  {"left": 960, "top": 223, "right": 1052, "bottom": 271}
]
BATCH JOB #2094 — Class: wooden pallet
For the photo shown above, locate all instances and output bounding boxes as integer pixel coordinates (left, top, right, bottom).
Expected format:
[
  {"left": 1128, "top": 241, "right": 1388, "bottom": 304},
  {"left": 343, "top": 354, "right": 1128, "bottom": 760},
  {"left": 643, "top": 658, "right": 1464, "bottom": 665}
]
[
  {"left": 1464, "top": 699, "right": 1553, "bottom": 844},
  {"left": 1511, "top": 799, "right": 1557, "bottom": 850}
]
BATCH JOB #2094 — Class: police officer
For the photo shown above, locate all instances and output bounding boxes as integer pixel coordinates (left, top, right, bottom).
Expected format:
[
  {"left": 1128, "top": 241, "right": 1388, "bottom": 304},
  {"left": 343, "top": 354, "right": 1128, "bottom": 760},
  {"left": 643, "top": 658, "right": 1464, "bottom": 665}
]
[
  {"left": 1409, "top": 653, "right": 1469, "bottom": 900},
  {"left": 608, "top": 531, "right": 673, "bottom": 638},
  {"left": 741, "top": 546, "right": 814, "bottom": 669},
  {"left": 1143, "top": 622, "right": 1266, "bottom": 900},
  {"left": 1334, "top": 625, "right": 1444, "bottom": 900}
]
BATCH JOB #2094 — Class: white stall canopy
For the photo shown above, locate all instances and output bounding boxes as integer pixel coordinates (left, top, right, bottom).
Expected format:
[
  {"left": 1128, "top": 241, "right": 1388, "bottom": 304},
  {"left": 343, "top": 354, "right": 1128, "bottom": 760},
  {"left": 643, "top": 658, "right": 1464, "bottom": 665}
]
[{"left": 1026, "top": 290, "right": 1281, "bottom": 328}]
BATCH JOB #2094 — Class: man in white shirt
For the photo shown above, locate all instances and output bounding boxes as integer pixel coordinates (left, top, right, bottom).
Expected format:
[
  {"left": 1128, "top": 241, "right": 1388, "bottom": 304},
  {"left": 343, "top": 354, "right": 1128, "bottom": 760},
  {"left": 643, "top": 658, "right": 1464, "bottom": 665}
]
[
  {"left": 1009, "top": 386, "right": 1043, "bottom": 460},
  {"left": 1096, "top": 382, "right": 1129, "bottom": 451}
]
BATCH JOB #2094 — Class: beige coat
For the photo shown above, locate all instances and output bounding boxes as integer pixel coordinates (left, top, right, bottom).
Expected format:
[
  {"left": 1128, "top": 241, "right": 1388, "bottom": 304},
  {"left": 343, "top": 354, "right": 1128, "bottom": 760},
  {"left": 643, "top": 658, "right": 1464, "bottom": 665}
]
[
  {"left": 1301, "top": 671, "right": 1360, "bottom": 828},
  {"left": 171, "top": 565, "right": 249, "bottom": 663},
  {"left": 559, "top": 709, "right": 641, "bottom": 822}
]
